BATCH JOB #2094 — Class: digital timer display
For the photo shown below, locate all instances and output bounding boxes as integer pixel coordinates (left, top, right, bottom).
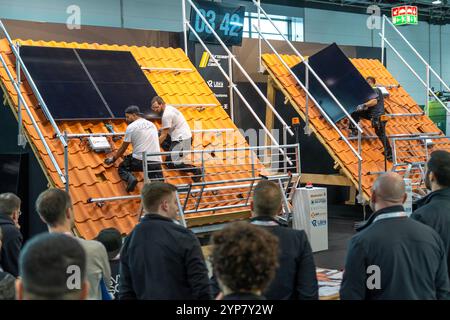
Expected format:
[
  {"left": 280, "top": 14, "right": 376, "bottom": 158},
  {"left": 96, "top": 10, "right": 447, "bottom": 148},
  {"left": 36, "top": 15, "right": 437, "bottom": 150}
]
[{"left": 189, "top": 0, "right": 245, "bottom": 46}]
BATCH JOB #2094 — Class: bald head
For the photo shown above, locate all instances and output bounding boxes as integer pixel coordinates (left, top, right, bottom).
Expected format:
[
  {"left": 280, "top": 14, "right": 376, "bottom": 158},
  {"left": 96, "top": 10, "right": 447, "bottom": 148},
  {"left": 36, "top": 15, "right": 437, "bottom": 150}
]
[{"left": 372, "top": 172, "right": 406, "bottom": 205}]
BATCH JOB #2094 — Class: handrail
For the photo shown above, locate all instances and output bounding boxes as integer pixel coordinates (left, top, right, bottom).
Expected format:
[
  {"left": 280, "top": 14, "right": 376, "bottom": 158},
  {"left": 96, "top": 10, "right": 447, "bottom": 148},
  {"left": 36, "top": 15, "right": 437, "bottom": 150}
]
[
  {"left": 380, "top": 15, "right": 450, "bottom": 113},
  {"left": 383, "top": 15, "right": 450, "bottom": 92},
  {"left": 253, "top": 26, "right": 362, "bottom": 162},
  {"left": 184, "top": 0, "right": 294, "bottom": 137},
  {"left": 186, "top": 22, "right": 293, "bottom": 166},
  {"left": 379, "top": 33, "right": 450, "bottom": 113},
  {"left": 0, "top": 54, "right": 67, "bottom": 184},
  {"left": 0, "top": 20, "right": 68, "bottom": 148},
  {"left": 251, "top": 0, "right": 363, "bottom": 133}
]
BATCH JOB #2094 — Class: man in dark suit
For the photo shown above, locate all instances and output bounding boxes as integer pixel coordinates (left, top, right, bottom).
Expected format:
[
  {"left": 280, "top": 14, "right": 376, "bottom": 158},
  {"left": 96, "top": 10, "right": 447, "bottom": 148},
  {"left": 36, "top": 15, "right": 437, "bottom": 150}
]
[
  {"left": 340, "top": 172, "right": 449, "bottom": 300},
  {"left": 119, "top": 182, "right": 211, "bottom": 300},
  {"left": 412, "top": 150, "right": 450, "bottom": 281},
  {"left": 0, "top": 193, "right": 22, "bottom": 277},
  {"left": 250, "top": 180, "right": 318, "bottom": 300}
]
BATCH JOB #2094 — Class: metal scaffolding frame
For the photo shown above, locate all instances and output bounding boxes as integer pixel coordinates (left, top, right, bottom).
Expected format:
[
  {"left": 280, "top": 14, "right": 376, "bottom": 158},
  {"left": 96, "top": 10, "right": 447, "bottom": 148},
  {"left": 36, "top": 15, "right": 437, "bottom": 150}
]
[
  {"left": 250, "top": 1, "right": 365, "bottom": 203},
  {"left": 380, "top": 15, "right": 450, "bottom": 115}
]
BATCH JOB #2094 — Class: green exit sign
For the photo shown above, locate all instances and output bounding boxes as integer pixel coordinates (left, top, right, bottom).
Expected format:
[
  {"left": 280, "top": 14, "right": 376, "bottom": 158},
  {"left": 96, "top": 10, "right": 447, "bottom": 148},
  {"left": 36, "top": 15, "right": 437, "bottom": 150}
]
[{"left": 392, "top": 6, "right": 418, "bottom": 25}]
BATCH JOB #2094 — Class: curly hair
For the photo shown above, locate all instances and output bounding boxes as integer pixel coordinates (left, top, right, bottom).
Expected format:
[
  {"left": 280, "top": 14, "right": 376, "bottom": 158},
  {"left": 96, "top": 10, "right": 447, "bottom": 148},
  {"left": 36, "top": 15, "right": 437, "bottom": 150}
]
[{"left": 210, "top": 222, "right": 279, "bottom": 294}]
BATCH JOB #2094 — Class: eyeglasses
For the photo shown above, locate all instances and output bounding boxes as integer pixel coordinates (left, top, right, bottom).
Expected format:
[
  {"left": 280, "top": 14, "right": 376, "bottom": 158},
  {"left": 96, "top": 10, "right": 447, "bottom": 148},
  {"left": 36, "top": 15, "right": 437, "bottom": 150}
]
[{"left": 17, "top": 210, "right": 22, "bottom": 217}]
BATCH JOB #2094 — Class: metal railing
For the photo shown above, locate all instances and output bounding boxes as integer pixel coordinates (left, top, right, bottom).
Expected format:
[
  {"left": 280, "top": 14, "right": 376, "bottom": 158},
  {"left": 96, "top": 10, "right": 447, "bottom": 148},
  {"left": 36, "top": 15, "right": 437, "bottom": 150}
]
[
  {"left": 0, "top": 20, "right": 68, "bottom": 188},
  {"left": 251, "top": 0, "right": 365, "bottom": 202},
  {"left": 86, "top": 144, "right": 300, "bottom": 226},
  {"left": 142, "top": 143, "right": 301, "bottom": 223},
  {"left": 380, "top": 15, "right": 450, "bottom": 115},
  {"left": 181, "top": 0, "right": 294, "bottom": 168},
  {"left": 391, "top": 135, "right": 450, "bottom": 186}
]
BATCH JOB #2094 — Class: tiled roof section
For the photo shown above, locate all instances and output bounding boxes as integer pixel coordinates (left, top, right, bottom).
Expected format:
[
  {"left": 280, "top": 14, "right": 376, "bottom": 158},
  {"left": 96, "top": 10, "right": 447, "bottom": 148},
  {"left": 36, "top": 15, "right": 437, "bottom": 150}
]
[
  {"left": 0, "top": 39, "right": 266, "bottom": 239},
  {"left": 262, "top": 53, "right": 450, "bottom": 198}
]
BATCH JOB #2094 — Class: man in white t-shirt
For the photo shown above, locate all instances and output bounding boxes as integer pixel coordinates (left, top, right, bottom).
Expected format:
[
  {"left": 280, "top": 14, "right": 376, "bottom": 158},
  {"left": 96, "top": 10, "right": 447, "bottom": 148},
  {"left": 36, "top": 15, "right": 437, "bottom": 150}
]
[
  {"left": 151, "top": 96, "right": 202, "bottom": 183},
  {"left": 104, "top": 106, "right": 163, "bottom": 192}
]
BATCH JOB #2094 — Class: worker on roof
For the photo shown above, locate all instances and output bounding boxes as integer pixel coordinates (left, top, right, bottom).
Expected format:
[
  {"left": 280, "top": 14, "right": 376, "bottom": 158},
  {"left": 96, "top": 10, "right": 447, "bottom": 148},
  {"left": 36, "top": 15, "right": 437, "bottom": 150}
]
[
  {"left": 104, "top": 106, "right": 163, "bottom": 193},
  {"left": 151, "top": 96, "right": 202, "bottom": 183},
  {"left": 348, "top": 76, "right": 393, "bottom": 162}
]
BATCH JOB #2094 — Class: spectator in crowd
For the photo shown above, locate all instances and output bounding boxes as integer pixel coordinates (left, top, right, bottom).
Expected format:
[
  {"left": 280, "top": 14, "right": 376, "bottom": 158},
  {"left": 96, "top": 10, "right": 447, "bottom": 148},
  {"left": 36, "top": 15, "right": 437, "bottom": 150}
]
[
  {"left": 249, "top": 180, "right": 318, "bottom": 299},
  {"left": 0, "top": 193, "right": 23, "bottom": 277},
  {"left": 0, "top": 227, "right": 15, "bottom": 300},
  {"left": 104, "top": 105, "right": 163, "bottom": 192},
  {"left": 412, "top": 150, "right": 450, "bottom": 280},
  {"left": 36, "top": 188, "right": 111, "bottom": 300},
  {"left": 16, "top": 233, "right": 89, "bottom": 300},
  {"left": 210, "top": 222, "right": 279, "bottom": 300},
  {"left": 96, "top": 228, "right": 123, "bottom": 299},
  {"left": 119, "top": 182, "right": 211, "bottom": 300},
  {"left": 340, "top": 172, "right": 450, "bottom": 300},
  {"left": 151, "top": 96, "right": 202, "bottom": 182}
]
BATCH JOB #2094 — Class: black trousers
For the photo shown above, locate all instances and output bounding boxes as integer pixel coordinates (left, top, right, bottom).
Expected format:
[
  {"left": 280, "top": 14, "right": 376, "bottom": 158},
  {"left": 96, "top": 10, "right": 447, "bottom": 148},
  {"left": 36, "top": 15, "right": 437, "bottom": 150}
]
[
  {"left": 350, "top": 109, "right": 392, "bottom": 157},
  {"left": 118, "top": 155, "right": 163, "bottom": 182},
  {"left": 165, "top": 139, "right": 202, "bottom": 177}
]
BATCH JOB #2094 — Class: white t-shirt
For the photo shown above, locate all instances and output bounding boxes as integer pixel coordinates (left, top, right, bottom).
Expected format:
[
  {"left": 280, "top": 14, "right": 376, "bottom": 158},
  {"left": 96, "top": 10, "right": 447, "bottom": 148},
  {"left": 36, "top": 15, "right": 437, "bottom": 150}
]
[
  {"left": 161, "top": 105, "right": 192, "bottom": 141},
  {"left": 124, "top": 118, "right": 162, "bottom": 162}
]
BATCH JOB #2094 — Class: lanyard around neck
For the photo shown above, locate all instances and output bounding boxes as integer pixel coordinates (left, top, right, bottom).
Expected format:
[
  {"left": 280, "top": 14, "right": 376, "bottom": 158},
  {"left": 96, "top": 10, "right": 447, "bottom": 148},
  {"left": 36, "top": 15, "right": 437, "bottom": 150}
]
[{"left": 373, "top": 211, "right": 407, "bottom": 223}]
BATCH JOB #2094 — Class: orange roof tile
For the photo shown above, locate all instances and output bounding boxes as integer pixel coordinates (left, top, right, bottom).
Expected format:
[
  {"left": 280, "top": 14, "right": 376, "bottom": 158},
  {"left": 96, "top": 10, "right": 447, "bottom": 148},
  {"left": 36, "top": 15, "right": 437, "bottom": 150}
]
[
  {"left": 0, "top": 39, "right": 269, "bottom": 239},
  {"left": 262, "top": 53, "right": 450, "bottom": 199}
]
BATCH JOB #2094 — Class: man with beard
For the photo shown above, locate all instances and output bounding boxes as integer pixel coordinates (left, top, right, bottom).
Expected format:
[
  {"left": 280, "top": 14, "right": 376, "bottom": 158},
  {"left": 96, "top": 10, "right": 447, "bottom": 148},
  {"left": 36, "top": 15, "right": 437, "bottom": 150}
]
[
  {"left": 340, "top": 172, "right": 449, "bottom": 300},
  {"left": 412, "top": 150, "right": 450, "bottom": 281},
  {"left": 105, "top": 106, "right": 163, "bottom": 192},
  {"left": 151, "top": 96, "right": 202, "bottom": 183}
]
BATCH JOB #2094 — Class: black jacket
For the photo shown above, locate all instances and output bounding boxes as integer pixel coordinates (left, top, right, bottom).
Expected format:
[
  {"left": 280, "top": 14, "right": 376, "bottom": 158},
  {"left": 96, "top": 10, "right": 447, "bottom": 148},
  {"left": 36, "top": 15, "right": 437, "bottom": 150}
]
[
  {"left": 119, "top": 213, "right": 211, "bottom": 300},
  {"left": 0, "top": 213, "right": 22, "bottom": 277},
  {"left": 250, "top": 216, "right": 318, "bottom": 300},
  {"left": 412, "top": 188, "right": 450, "bottom": 280},
  {"left": 340, "top": 205, "right": 450, "bottom": 300}
]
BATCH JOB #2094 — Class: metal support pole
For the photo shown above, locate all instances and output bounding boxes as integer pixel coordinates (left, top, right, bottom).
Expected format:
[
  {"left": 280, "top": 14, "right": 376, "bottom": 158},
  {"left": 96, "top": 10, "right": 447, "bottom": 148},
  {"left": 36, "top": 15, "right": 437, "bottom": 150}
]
[
  {"left": 143, "top": 152, "right": 149, "bottom": 184},
  {"left": 278, "top": 178, "right": 290, "bottom": 217},
  {"left": 183, "top": 184, "right": 192, "bottom": 211},
  {"left": 296, "top": 143, "right": 301, "bottom": 174},
  {"left": 175, "top": 192, "right": 187, "bottom": 227},
  {"left": 228, "top": 54, "right": 234, "bottom": 121},
  {"left": 356, "top": 130, "right": 363, "bottom": 204},
  {"left": 304, "top": 66, "right": 310, "bottom": 135},
  {"left": 250, "top": 150, "right": 255, "bottom": 178},
  {"left": 64, "top": 131, "right": 69, "bottom": 193},
  {"left": 257, "top": 0, "right": 262, "bottom": 73},
  {"left": 425, "top": 65, "right": 430, "bottom": 116},
  {"left": 181, "top": 0, "right": 188, "bottom": 56},
  {"left": 201, "top": 149, "right": 205, "bottom": 182},
  {"left": 381, "top": 15, "right": 385, "bottom": 65},
  {"left": 392, "top": 139, "right": 397, "bottom": 166},
  {"left": 283, "top": 126, "right": 287, "bottom": 173},
  {"left": 16, "top": 42, "right": 25, "bottom": 148}
]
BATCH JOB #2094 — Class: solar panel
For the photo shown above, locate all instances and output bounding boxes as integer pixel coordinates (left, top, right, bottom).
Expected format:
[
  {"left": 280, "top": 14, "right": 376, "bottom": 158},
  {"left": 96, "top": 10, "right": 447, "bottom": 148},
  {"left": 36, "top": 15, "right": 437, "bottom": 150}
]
[
  {"left": 291, "top": 43, "right": 377, "bottom": 123},
  {"left": 21, "top": 46, "right": 159, "bottom": 120},
  {"left": 76, "top": 49, "right": 158, "bottom": 118}
]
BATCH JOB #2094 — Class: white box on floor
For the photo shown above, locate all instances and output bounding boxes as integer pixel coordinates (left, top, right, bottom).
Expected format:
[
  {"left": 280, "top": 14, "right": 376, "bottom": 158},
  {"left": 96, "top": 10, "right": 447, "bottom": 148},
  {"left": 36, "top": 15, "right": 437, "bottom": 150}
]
[{"left": 292, "top": 187, "right": 328, "bottom": 252}]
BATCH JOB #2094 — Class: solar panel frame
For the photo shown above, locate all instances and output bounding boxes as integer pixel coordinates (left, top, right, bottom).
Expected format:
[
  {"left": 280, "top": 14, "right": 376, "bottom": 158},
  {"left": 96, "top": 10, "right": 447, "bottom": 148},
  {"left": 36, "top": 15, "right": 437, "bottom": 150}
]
[
  {"left": 20, "top": 46, "right": 159, "bottom": 121},
  {"left": 291, "top": 43, "right": 378, "bottom": 123}
]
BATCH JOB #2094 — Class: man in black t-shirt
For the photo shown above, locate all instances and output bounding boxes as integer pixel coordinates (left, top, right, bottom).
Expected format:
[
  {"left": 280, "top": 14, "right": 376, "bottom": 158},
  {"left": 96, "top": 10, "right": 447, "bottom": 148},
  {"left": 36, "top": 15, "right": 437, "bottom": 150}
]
[{"left": 349, "top": 76, "right": 393, "bottom": 161}]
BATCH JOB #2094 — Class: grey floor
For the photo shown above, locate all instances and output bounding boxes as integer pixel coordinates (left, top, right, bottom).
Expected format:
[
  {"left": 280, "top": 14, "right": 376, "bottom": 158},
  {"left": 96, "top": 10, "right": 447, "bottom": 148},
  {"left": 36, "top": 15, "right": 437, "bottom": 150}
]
[{"left": 313, "top": 204, "right": 367, "bottom": 270}]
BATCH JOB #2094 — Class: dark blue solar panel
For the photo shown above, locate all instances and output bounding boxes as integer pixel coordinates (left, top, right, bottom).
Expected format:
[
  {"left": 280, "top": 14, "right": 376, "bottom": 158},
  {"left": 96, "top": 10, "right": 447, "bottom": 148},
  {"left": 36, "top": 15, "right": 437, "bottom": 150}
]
[
  {"left": 291, "top": 43, "right": 377, "bottom": 123},
  {"left": 20, "top": 46, "right": 159, "bottom": 120}
]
